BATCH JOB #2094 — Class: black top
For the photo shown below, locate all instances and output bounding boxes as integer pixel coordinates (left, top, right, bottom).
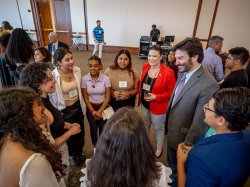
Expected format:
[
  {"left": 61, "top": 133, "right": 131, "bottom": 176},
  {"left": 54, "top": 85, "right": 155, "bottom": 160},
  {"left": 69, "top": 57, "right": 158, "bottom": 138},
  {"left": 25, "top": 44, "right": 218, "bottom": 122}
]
[
  {"left": 150, "top": 28, "right": 160, "bottom": 42},
  {"left": 141, "top": 74, "right": 156, "bottom": 110},
  {"left": 42, "top": 97, "right": 66, "bottom": 138},
  {"left": 220, "top": 69, "right": 248, "bottom": 89},
  {"left": 246, "top": 63, "right": 250, "bottom": 88}
]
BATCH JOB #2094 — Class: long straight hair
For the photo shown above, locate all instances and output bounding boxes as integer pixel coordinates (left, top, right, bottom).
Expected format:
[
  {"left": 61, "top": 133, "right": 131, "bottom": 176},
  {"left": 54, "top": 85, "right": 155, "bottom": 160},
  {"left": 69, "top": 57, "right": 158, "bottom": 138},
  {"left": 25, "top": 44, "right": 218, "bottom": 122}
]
[{"left": 87, "top": 108, "right": 161, "bottom": 187}]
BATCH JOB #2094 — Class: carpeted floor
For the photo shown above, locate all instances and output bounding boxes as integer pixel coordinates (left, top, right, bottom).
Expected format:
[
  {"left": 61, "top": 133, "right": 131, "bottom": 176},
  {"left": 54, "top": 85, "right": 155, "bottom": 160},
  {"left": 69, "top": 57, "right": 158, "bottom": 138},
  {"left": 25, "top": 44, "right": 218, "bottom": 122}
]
[
  {"left": 67, "top": 49, "right": 250, "bottom": 187},
  {"left": 67, "top": 49, "right": 168, "bottom": 187}
]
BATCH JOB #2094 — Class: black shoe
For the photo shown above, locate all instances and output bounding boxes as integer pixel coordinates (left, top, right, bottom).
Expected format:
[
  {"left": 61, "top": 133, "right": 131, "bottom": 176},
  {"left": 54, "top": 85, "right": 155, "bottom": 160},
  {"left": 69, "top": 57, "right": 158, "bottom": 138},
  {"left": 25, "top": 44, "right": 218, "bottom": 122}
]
[{"left": 70, "top": 156, "right": 82, "bottom": 166}]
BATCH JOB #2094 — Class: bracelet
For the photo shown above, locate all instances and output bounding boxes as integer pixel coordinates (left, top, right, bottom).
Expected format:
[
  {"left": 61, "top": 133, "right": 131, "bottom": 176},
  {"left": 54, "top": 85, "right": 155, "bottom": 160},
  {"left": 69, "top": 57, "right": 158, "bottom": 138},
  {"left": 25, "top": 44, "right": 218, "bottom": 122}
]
[{"left": 90, "top": 108, "right": 95, "bottom": 114}]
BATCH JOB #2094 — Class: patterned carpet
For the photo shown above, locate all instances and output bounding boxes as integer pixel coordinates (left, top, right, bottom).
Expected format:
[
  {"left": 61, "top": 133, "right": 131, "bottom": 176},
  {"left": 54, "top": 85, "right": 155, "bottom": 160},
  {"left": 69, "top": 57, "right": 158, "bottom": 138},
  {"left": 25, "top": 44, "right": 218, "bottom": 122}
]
[{"left": 67, "top": 49, "right": 168, "bottom": 187}]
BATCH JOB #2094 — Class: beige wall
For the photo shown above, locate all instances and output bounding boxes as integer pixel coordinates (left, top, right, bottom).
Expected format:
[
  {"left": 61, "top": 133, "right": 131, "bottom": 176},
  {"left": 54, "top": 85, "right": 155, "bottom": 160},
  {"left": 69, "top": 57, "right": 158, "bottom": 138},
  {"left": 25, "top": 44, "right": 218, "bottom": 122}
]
[
  {"left": 1, "top": 0, "right": 250, "bottom": 52},
  {"left": 69, "top": 0, "right": 86, "bottom": 33},
  {"left": 213, "top": 0, "right": 250, "bottom": 52},
  {"left": 86, "top": 0, "right": 199, "bottom": 47}
]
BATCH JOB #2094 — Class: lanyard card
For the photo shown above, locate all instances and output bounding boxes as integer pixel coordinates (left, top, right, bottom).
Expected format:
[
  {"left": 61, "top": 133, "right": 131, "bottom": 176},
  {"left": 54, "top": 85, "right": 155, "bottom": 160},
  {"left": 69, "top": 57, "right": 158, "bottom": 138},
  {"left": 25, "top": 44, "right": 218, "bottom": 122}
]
[
  {"left": 143, "top": 83, "right": 151, "bottom": 91},
  {"left": 69, "top": 90, "right": 78, "bottom": 98},
  {"left": 119, "top": 81, "right": 127, "bottom": 88}
]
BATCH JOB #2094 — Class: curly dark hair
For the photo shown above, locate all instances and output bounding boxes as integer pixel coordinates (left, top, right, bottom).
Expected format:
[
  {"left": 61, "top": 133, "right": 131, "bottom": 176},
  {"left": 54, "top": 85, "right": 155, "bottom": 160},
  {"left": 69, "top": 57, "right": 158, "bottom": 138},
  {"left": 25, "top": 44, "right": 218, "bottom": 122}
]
[
  {"left": 35, "top": 47, "right": 52, "bottom": 62},
  {"left": 19, "top": 62, "right": 50, "bottom": 94},
  {"left": 5, "top": 28, "right": 34, "bottom": 66},
  {"left": 172, "top": 37, "right": 204, "bottom": 63},
  {"left": 110, "top": 49, "right": 135, "bottom": 80},
  {"left": 53, "top": 47, "right": 72, "bottom": 66},
  {"left": 0, "top": 87, "right": 65, "bottom": 180},
  {"left": 87, "top": 107, "right": 161, "bottom": 187},
  {"left": 213, "top": 87, "right": 250, "bottom": 131}
]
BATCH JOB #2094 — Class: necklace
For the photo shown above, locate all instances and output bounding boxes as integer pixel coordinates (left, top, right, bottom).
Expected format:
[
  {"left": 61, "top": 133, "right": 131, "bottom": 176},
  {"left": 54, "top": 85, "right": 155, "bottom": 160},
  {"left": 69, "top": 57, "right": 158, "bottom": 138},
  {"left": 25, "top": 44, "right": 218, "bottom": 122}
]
[{"left": 143, "top": 65, "right": 161, "bottom": 89}]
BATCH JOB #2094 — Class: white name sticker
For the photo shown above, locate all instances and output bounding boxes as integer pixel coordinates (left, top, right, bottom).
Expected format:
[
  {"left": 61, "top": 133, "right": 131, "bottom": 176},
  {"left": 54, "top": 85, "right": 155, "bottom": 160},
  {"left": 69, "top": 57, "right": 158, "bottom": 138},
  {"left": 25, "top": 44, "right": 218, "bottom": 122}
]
[
  {"left": 69, "top": 90, "right": 78, "bottom": 98},
  {"left": 143, "top": 83, "right": 151, "bottom": 91},
  {"left": 119, "top": 81, "right": 127, "bottom": 88}
]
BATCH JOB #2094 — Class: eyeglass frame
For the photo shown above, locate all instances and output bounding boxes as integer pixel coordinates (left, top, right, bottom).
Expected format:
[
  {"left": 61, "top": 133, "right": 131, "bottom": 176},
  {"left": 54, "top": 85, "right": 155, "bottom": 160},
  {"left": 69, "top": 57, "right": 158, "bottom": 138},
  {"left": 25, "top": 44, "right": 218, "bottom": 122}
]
[{"left": 203, "top": 103, "right": 217, "bottom": 114}]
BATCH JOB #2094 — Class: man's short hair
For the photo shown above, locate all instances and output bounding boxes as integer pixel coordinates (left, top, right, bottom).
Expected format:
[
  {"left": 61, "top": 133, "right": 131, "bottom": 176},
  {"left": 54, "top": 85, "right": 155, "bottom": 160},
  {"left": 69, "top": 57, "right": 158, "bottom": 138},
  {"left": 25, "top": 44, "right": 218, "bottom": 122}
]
[
  {"left": 96, "top": 20, "right": 101, "bottom": 23},
  {"left": 208, "top": 35, "right": 224, "bottom": 47},
  {"left": 172, "top": 37, "right": 204, "bottom": 63},
  {"left": 48, "top": 32, "right": 57, "bottom": 37},
  {"left": 229, "top": 47, "right": 249, "bottom": 65},
  {"left": 152, "top": 24, "right": 156, "bottom": 28},
  {"left": 213, "top": 87, "right": 250, "bottom": 131}
]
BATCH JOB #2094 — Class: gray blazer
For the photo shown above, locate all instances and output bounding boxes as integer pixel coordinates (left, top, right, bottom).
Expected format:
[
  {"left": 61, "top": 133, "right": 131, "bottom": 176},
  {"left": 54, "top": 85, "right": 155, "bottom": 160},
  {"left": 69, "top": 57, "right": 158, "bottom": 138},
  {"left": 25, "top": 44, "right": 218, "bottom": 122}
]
[{"left": 166, "top": 66, "right": 219, "bottom": 149}]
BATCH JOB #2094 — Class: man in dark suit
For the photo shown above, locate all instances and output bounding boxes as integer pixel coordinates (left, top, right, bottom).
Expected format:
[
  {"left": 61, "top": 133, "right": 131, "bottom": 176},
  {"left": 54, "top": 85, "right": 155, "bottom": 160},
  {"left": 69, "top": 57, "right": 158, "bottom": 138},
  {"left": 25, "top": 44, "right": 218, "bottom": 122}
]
[
  {"left": 165, "top": 38, "right": 219, "bottom": 185},
  {"left": 48, "top": 32, "right": 69, "bottom": 55}
]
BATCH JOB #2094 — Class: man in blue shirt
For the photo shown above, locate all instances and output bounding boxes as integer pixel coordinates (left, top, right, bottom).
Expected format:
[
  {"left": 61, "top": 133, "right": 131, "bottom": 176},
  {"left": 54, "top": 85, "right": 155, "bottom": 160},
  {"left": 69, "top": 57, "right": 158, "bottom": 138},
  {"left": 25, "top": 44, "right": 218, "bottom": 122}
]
[
  {"left": 202, "top": 35, "right": 224, "bottom": 82},
  {"left": 92, "top": 20, "right": 104, "bottom": 59},
  {"left": 177, "top": 87, "right": 250, "bottom": 187}
]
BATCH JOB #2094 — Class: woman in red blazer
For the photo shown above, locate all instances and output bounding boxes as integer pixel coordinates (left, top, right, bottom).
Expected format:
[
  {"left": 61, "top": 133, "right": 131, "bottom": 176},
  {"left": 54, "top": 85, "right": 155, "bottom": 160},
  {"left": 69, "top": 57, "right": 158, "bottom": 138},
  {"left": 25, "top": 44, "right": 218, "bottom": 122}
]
[{"left": 139, "top": 45, "right": 176, "bottom": 157}]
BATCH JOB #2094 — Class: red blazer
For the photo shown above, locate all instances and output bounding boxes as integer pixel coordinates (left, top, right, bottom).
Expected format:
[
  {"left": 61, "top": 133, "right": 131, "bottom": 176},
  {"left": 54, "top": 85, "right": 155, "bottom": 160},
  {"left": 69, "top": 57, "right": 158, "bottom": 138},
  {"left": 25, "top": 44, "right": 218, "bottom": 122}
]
[{"left": 138, "top": 63, "right": 176, "bottom": 114}]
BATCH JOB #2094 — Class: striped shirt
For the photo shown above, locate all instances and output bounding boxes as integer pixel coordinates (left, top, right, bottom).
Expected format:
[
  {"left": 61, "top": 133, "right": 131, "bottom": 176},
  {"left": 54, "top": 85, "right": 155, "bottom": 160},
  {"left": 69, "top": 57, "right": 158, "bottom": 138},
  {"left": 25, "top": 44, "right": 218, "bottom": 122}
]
[{"left": 93, "top": 27, "right": 104, "bottom": 43}]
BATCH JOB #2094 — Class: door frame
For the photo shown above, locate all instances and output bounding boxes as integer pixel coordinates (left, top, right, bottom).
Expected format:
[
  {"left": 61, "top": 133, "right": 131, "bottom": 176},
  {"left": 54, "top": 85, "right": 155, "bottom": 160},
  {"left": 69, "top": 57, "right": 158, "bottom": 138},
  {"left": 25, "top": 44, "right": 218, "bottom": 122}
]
[
  {"left": 192, "top": 0, "right": 220, "bottom": 48},
  {"left": 30, "top": 0, "right": 44, "bottom": 46}
]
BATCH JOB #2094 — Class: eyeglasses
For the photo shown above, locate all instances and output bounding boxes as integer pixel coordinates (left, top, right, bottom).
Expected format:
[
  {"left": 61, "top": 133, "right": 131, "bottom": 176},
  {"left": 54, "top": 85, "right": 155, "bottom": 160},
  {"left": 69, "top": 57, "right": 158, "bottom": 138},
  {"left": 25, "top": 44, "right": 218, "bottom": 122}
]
[{"left": 203, "top": 103, "right": 217, "bottom": 114}]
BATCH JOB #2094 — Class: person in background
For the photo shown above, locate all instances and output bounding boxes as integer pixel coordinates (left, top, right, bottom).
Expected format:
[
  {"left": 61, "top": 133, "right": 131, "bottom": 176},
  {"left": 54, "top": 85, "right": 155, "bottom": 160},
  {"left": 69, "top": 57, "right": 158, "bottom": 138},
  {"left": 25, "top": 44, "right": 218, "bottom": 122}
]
[
  {"left": 246, "top": 60, "right": 250, "bottom": 88},
  {"left": 166, "top": 38, "right": 219, "bottom": 185},
  {"left": 82, "top": 107, "right": 172, "bottom": 187},
  {"left": 177, "top": 87, "right": 250, "bottom": 187},
  {"left": 2, "top": 21, "right": 13, "bottom": 34},
  {"left": 82, "top": 55, "right": 111, "bottom": 148},
  {"left": 0, "top": 87, "right": 65, "bottom": 187},
  {"left": 104, "top": 49, "right": 139, "bottom": 111},
  {"left": 34, "top": 47, "right": 54, "bottom": 70},
  {"left": 139, "top": 45, "right": 176, "bottom": 158},
  {"left": 0, "top": 33, "right": 14, "bottom": 86},
  {"left": 0, "top": 27, "right": 3, "bottom": 36},
  {"left": 48, "top": 32, "right": 69, "bottom": 56},
  {"left": 150, "top": 24, "right": 160, "bottom": 45},
  {"left": 220, "top": 47, "right": 249, "bottom": 88},
  {"left": 202, "top": 35, "right": 224, "bottom": 82},
  {"left": 5, "top": 28, "right": 34, "bottom": 83},
  {"left": 166, "top": 49, "right": 178, "bottom": 79},
  {"left": 92, "top": 20, "right": 104, "bottom": 59},
  {"left": 50, "top": 48, "right": 86, "bottom": 166}
]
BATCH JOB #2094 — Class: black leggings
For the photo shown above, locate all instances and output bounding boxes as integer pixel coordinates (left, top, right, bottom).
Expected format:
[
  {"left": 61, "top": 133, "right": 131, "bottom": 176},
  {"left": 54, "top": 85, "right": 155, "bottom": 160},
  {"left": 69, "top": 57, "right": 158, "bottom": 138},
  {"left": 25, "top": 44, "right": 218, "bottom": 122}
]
[
  {"left": 86, "top": 103, "right": 106, "bottom": 147},
  {"left": 62, "top": 100, "right": 85, "bottom": 156}
]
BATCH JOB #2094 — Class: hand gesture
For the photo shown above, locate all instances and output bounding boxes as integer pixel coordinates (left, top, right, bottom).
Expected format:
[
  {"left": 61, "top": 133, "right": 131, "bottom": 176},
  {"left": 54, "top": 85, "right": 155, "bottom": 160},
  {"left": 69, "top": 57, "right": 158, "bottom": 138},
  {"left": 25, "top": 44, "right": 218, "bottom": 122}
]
[
  {"left": 144, "top": 92, "right": 156, "bottom": 102},
  {"left": 69, "top": 124, "right": 81, "bottom": 136}
]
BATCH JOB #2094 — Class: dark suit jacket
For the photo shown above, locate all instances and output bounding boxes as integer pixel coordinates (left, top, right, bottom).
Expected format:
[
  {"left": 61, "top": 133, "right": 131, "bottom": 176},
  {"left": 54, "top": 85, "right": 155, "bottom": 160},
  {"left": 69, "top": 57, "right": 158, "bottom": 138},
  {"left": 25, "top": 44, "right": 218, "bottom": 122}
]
[
  {"left": 48, "top": 41, "right": 69, "bottom": 53},
  {"left": 166, "top": 66, "right": 219, "bottom": 149}
]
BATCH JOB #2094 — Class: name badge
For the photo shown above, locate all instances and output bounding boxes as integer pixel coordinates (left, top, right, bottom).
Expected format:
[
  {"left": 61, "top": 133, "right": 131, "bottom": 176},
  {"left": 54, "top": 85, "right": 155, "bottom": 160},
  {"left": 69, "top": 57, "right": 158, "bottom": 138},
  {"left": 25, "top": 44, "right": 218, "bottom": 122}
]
[
  {"left": 69, "top": 90, "right": 78, "bottom": 98},
  {"left": 119, "top": 81, "right": 127, "bottom": 88},
  {"left": 143, "top": 83, "right": 150, "bottom": 91}
]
